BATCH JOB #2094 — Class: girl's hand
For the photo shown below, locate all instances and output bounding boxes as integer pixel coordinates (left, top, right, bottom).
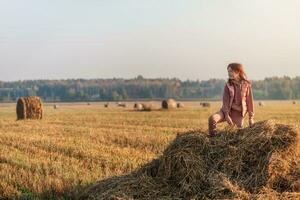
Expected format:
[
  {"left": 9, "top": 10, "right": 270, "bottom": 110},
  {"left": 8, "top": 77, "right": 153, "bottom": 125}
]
[{"left": 225, "top": 115, "right": 234, "bottom": 126}]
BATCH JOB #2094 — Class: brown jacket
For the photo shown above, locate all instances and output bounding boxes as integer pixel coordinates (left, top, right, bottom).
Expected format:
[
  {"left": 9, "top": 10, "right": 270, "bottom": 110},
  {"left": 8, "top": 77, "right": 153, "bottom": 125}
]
[{"left": 221, "top": 80, "right": 254, "bottom": 119}]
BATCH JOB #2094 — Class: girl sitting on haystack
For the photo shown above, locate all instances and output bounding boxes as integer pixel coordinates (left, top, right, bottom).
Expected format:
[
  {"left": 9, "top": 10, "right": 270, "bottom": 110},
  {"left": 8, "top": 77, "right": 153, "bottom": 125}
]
[{"left": 208, "top": 63, "right": 254, "bottom": 137}]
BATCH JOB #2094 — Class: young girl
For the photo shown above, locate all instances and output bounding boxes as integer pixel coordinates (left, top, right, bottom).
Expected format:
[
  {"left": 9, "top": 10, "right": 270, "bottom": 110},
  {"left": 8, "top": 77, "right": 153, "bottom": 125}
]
[{"left": 208, "top": 63, "right": 254, "bottom": 136}]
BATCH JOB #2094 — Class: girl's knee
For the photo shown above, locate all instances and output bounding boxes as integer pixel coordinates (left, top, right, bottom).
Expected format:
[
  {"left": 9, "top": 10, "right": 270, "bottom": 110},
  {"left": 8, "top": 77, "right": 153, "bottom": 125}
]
[{"left": 208, "top": 115, "right": 215, "bottom": 123}]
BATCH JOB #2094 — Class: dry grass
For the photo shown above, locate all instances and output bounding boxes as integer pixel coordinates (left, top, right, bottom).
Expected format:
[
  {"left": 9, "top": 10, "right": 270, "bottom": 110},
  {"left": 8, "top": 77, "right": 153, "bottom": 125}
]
[{"left": 0, "top": 101, "right": 299, "bottom": 199}]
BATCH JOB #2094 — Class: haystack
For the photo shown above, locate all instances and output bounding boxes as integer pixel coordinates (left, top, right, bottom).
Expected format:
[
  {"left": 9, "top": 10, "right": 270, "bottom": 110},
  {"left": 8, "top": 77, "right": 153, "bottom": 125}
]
[
  {"left": 141, "top": 103, "right": 153, "bottom": 111},
  {"left": 80, "top": 120, "right": 300, "bottom": 199},
  {"left": 133, "top": 102, "right": 154, "bottom": 111},
  {"left": 200, "top": 102, "right": 211, "bottom": 107},
  {"left": 16, "top": 96, "right": 43, "bottom": 120},
  {"left": 134, "top": 103, "right": 143, "bottom": 111},
  {"left": 118, "top": 102, "right": 127, "bottom": 108},
  {"left": 177, "top": 102, "right": 184, "bottom": 108},
  {"left": 162, "top": 99, "right": 177, "bottom": 109}
]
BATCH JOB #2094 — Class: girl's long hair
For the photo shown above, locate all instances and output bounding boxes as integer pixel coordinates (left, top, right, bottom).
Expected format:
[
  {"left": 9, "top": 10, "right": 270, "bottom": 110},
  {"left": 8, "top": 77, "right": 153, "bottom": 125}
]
[{"left": 227, "top": 63, "right": 250, "bottom": 84}]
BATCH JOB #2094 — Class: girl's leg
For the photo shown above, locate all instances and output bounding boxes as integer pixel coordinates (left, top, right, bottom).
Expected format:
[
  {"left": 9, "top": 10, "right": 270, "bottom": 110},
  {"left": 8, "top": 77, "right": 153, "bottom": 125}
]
[
  {"left": 208, "top": 111, "right": 225, "bottom": 136},
  {"left": 230, "top": 110, "right": 244, "bottom": 128}
]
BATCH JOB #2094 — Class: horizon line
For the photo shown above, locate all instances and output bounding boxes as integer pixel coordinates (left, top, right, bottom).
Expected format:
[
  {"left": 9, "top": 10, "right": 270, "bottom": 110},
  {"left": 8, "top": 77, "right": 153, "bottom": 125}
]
[{"left": 1, "top": 75, "right": 299, "bottom": 83}]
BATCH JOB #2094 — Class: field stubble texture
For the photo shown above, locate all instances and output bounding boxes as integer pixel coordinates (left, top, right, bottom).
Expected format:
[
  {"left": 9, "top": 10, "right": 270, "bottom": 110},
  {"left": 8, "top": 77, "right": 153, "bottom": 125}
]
[{"left": 0, "top": 101, "right": 299, "bottom": 199}]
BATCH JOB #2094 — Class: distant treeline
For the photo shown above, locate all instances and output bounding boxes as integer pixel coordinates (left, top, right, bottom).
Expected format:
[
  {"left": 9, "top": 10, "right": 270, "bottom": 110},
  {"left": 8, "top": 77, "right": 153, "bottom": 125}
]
[{"left": 0, "top": 76, "right": 299, "bottom": 102}]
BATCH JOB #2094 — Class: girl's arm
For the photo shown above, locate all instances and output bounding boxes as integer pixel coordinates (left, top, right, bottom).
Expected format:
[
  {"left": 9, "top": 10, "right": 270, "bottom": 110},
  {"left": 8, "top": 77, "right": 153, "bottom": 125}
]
[
  {"left": 221, "top": 85, "right": 233, "bottom": 125},
  {"left": 221, "top": 85, "right": 230, "bottom": 116},
  {"left": 246, "top": 85, "right": 255, "bottom": 126}
]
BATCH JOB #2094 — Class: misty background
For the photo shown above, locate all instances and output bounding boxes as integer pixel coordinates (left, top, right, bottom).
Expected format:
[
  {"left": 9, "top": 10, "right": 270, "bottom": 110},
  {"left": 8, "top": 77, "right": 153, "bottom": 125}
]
[{"left": 0, "top": 0, "right": 300, "bottom": 81}]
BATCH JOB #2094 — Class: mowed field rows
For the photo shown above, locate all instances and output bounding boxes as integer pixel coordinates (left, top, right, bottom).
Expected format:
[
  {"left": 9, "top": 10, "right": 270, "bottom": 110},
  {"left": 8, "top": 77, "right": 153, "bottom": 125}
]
[{"left": 0, "top": 101, "right": 299, "bottom": 199}]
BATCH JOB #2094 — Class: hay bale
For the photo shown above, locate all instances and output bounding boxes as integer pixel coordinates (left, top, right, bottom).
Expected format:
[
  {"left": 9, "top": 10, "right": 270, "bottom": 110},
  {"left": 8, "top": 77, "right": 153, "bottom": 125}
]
[
  {"left": 81, "top": 120, "right": 300, "bottom": 199},
  {"left": 200, "top": 102, "right": 211, "bottom": 107},
  {"left": 134, "top": 102, "right": 154, "bottom": 111},
  {"left": 118, "top": 102, "right": 127, "bottom": 108},
  {"left": 258, "top": 101, "right": 265, "bottom": 107},
  {"left": 141, "top": 103, "right": 153, "bottom": 111},
  {"left": 16, "top": 96, "right": 43, "bottom": 120},
  {"left": 134, "top": 103, "right": 143, "bottom": 111},
  {"left": 177, "top": 102, "right": 184, "bottom": 108},
  {"left": 162, "top": 99, "right": 177, "bottom": 109}
]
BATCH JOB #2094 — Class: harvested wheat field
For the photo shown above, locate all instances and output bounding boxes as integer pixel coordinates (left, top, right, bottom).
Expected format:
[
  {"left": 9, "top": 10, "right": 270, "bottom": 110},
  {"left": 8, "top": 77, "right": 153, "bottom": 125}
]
[{"left": 0, "top": 101, "right": 299, "bottom": 199}]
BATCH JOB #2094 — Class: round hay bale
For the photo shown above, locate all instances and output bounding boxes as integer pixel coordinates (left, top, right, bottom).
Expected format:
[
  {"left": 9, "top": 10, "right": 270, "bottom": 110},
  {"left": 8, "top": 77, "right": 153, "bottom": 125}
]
[
  {"left": 200, "top": 102, "right": 211, "bottom": 107},
  {"left": 134, "top": 103, "right": 143, "bottom": 111},
  {"left": 177, "top": 102, "right": 184, "bottom": 108},
  {"left": 118, "top": 102, "right": 126, "bottom": 108},
  {"left": 162, "top": 98, "right": 177, "bottom": 109},
  {"left": 81, "top": 120, "right": 300, "bottom": 199},
  {"left": 142, "top": 103, "right": 153, "bottom": 111},
  {"left": 258, "top": 101, "right": 265, "bottom": 107},
  {"left": 16, "top": 96, "right": 43, "bottom": 120}
]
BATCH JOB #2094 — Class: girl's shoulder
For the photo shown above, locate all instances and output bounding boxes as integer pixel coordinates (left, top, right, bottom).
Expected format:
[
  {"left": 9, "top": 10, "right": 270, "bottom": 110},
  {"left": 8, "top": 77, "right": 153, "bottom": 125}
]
[
  {"left": 226, "top": 79, "right": 251, "bottom": 86},
  {"left": 241, "top": 80, "right": 252, "bottom": 87}
]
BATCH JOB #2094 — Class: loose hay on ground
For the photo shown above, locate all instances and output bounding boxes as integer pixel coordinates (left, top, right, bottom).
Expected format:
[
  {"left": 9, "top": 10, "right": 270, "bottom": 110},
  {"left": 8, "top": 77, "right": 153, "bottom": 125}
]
[{"left": 81, "top": 120, "right": 300, "bottom": 199}]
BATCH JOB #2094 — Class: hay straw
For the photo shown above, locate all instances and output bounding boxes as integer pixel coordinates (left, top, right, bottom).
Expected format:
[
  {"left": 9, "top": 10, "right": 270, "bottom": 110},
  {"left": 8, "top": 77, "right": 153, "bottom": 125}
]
[{"left": 81, "top": 120, "right": 300, "bottom": 199}]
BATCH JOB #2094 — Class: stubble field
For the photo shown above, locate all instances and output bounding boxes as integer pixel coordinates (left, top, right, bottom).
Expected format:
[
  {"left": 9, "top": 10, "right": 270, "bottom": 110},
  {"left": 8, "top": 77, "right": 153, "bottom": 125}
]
[{"left": 0, "top": 101, "right": 299, "bottom": 199}]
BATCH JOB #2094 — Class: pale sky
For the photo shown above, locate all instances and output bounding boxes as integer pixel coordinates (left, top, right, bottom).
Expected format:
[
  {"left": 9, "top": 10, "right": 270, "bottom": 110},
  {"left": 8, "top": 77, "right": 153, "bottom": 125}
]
[{"left": 0, "top": 0, "right": 300, "bottom": 81}]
